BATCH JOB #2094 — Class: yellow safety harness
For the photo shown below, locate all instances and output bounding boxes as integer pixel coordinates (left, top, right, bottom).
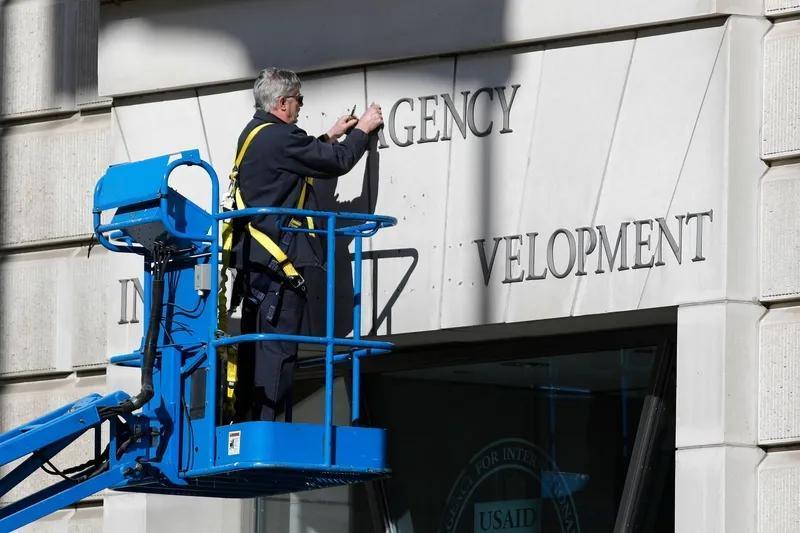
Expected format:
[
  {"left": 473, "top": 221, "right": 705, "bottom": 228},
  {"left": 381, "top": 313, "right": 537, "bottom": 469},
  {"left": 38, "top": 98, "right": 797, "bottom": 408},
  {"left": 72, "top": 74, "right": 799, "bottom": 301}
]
[{"left": 217, "top": 122, "right": 316, "bottom": 416}]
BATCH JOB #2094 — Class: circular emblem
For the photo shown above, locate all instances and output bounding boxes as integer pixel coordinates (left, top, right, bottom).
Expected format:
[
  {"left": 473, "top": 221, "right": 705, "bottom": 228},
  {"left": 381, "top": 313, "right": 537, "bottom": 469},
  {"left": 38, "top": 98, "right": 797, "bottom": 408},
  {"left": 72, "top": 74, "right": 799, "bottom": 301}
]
[{"left": 439, "top": 438, "right": 582, "bottom": 533}]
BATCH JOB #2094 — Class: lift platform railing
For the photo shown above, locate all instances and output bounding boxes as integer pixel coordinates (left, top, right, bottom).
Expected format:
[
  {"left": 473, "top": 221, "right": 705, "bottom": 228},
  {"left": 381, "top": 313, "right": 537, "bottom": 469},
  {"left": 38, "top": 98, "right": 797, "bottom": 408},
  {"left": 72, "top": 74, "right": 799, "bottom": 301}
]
[
  {"left": 94, "top": 149, "right": 396, "bottom": 472},
  {"left": 211, "top": 207, "right": 395, "bottom": 467},
  {"left": 0, "top": 150, "right": 396, "bottom": 531}
]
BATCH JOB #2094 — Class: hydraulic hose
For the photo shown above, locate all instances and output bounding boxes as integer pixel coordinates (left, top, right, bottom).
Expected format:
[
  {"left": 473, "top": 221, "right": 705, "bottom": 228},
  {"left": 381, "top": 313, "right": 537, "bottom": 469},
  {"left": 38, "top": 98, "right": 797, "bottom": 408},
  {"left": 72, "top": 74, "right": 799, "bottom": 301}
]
[
  {"left": 128, "top": 272, "right": 164, "bottom": 410},
  {"left": 100, "top": 243, "right": 170, "bottom": 419}
]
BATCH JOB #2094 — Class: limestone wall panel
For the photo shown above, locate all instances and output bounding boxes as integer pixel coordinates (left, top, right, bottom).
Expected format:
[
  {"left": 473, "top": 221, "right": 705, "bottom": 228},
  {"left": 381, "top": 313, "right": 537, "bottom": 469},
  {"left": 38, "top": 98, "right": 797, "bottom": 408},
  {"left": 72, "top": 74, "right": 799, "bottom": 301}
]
[
  {"left": 758, "top": 450, "right": 800, "bottom": 531},
  {"left": 677, "top": 302, "right": 763, "bottom": 448},
  {"left": 25, "top": 506, "right": 103, "bottom": 533},
  {"left": 361, "top": 58, "right": 454, "bottom": 335},
  {"left": 0, "top": 0, "right": 107, "bottom": 120},
  {"left": 113, "top": 93, "right": 212, "bottom": 211},
  {"left": 502, "top": 35, "right": 632, "bottom": 324},
  {"left": 765, "top": 0, "right": 800, "bottom": 16},
  {"left": 0, "top": 250, "right": 59, "bottom": 374},
  {"left": 676, "top": 445, "right": 763, "bottom": 533},
  {"left": 98, "top": 0, "right": 763, "bottom": 97},
  {"left": 0, "top": 246, "right": 140, "bottom": 376},
  {"left": 1, "top": 0, "right": 69, "bottom": 118},
  {"left": 101, "top": 20, "right": 764, "bottom": 337},
  {"left": 573, "top": 21, "right": 727, "bottom": 314},
  {"left": 442, "top": 46, "right": 544, "bottom": 327},
  {"left": 74, "top": 0, "right": 111, "bottom": 110},
  {"left": 760, "top": 163, "right": 800, "bottom": 301},
  {"left": 762, "top": 20, "right": 800, "bottom": 160},
  {"left": 0, "top": 114, "right": 112, "bottom": 247},
  {"left": 759, "top": 306, "right": 800, "bottom": 444}
]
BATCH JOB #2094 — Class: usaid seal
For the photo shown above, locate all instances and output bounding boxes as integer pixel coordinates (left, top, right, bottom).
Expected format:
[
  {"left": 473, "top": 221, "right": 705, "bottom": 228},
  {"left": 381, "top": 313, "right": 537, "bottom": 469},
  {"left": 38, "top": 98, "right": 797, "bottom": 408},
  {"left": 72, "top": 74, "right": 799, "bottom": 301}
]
[{"left": 439, "top": 438, "right": 582, "bottom": 533}]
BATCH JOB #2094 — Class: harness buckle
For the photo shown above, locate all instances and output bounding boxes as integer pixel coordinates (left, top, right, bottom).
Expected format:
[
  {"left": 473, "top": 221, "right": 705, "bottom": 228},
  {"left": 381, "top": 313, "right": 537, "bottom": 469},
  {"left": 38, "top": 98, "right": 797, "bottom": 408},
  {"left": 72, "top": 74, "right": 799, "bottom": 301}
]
[
  {"left": 288, "top": 274, "right": 306, "bottom": 291},
  {"left": 222, "top": 177, "right": 238, "bottom": 211}
]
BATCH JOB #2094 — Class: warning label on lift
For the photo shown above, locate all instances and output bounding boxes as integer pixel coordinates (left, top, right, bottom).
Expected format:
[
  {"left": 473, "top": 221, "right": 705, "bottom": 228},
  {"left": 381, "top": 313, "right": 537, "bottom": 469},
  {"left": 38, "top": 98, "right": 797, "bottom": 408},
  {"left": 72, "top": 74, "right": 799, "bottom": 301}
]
[{"left": 228, "top": 430, "right": 241, "bottom": 456}]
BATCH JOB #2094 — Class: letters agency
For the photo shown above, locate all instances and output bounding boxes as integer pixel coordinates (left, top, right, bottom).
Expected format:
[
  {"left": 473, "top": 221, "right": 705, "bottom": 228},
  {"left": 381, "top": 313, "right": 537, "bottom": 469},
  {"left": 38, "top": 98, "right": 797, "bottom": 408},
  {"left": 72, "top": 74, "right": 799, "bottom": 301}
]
[{"left": 474, "top": 211, "right": 713, "bottom": 285}]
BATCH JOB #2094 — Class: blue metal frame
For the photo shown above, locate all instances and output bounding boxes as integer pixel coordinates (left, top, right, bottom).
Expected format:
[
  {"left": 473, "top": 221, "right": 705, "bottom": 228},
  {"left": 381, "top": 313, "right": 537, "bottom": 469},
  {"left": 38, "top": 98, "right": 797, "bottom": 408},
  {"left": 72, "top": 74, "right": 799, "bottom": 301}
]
[
  {"left": 0, "top": 392, "right": 140, "bottom": 529},
  {"left": 0, "top": 149, "right": 397, "bottom": 530},
  {"left": 94, "top": 150, "right": 396, "bottom": 474}
]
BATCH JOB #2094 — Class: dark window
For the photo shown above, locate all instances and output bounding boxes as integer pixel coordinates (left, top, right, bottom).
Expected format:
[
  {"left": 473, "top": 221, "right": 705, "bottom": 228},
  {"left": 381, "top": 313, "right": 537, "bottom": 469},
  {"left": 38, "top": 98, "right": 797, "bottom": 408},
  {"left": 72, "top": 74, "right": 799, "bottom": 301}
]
[{"left": 354, "top": 330, "right": 675, "bottom": 533}]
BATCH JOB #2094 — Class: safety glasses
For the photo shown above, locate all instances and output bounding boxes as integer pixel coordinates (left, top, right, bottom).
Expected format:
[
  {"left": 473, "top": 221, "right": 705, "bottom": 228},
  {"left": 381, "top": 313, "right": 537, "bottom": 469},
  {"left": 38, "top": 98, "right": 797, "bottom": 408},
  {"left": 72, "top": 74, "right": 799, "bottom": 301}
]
[{"left": 284, "top": 93, "right": 303, "bottom": 105}]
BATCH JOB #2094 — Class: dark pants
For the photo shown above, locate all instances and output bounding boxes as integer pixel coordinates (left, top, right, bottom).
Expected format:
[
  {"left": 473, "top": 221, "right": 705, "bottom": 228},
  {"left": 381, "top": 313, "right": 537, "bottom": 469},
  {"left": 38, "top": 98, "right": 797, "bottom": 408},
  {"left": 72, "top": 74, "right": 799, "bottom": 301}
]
[{"left": 235, "top": 272, "right": 306, "bottom": 421}]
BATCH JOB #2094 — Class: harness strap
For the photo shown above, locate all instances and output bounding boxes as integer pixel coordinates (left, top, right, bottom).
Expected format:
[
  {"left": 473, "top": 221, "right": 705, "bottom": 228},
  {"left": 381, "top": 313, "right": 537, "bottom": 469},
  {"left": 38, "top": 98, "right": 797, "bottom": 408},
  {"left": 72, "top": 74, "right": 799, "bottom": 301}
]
[
  {"left": 223, "top": 121, "right": 313, "bottom": 281},
  {"left": 297, "top": 177, "right": 316, "bottom": 233},
  {"left": 218, "top": 121, "right": 318, "bottom": 411},
  {"left": 234, "top": 186, "right": 303, "bottom": 281},
  {"left": 232, "top": 123, "right": 271, "bottom": 178},
  {"left": 218, "top": 219, "right": 238, "bottom": 408}
]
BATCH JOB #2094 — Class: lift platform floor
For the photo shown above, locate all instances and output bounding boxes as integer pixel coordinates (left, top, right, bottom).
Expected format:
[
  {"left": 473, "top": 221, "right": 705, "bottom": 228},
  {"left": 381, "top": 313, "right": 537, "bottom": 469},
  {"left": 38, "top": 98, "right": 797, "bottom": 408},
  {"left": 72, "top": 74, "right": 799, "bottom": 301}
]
[
  {"left": 118, "top": 467, "right": 388, "bottom": 499},
  {"left": 117, "top": 421, "right": 390, "bottom": 498}
]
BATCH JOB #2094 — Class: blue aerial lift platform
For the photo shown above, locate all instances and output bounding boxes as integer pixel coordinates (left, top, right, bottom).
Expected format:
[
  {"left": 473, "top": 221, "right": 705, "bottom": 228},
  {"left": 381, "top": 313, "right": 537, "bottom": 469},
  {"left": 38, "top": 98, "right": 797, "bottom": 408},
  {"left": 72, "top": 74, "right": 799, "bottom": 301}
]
[{"left": 0, "top": 150, "right": 396, "bottom": 530}]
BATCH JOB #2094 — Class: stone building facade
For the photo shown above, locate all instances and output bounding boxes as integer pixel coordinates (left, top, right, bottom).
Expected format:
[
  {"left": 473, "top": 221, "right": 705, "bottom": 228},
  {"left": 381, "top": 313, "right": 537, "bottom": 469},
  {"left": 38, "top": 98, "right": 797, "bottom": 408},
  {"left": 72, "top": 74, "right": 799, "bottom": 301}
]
[{"left": 1, "top": 0, "right": 800, "bottom": 531}]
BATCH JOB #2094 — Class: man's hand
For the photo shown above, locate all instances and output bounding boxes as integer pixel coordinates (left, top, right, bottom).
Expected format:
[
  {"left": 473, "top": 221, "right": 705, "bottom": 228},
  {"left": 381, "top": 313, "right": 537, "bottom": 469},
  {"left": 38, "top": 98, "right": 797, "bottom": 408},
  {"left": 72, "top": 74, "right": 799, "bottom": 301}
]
[
  {"left": 355, "top": 103, "right": 384, "bottom": 134},
  {"left": 326, "top": 115, "right": 359, "bottom": 142}
]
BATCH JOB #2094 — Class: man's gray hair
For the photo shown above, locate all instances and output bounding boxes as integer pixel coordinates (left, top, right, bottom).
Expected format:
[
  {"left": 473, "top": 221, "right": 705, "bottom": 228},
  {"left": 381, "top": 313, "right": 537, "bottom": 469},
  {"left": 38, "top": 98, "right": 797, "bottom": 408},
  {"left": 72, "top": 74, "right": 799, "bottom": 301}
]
[{"left": 253, "top": 67, "right": 301, "bottom": 110}]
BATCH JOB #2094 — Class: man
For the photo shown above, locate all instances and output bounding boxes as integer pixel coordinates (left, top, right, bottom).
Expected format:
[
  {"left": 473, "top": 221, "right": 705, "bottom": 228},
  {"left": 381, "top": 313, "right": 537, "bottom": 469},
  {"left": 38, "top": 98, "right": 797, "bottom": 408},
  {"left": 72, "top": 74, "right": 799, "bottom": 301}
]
[{"left": 231, "top": 67, "right": 384, "bottom": 422}]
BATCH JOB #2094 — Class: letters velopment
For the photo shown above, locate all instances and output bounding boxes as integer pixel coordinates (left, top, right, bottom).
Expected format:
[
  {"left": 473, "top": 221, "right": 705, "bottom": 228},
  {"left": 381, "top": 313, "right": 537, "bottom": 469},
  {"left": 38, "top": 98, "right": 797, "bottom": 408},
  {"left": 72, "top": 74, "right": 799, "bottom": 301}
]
[{"left": 474, "top": 210, "right": 713, "bottom": 286}]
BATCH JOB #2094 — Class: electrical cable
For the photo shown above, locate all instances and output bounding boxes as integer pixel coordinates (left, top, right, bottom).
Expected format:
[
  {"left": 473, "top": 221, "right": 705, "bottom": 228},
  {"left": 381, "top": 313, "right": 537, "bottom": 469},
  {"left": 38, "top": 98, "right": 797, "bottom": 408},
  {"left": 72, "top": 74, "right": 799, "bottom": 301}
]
[
  {"left": 115, "top": 428, "right": 147, "bottom": 460},
  {"left": 159, "top": 319, "right": 177, "bottom": 345},
  {"left": 164, "top": 300, "right": 204, "bottom": 315},
  {"left": 181, "top": 398, "right": 195, "bottom": 470},
  {"left": 38, "top": 445, "right": 110, "bottom": 483},
  {"left": 37, "top": 413, "right": 137, "bottom": 484}
]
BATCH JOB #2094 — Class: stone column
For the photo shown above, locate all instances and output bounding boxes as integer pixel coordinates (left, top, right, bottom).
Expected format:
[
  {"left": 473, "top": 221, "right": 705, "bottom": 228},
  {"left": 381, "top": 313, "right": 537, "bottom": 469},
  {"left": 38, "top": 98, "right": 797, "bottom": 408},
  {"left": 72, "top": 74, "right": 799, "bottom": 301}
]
[
  {"left": 757, "top": 2, "right": 800, "bottom": 530},
  {"left": 674, "top": 14, "right": 770, "bottom": 533}
]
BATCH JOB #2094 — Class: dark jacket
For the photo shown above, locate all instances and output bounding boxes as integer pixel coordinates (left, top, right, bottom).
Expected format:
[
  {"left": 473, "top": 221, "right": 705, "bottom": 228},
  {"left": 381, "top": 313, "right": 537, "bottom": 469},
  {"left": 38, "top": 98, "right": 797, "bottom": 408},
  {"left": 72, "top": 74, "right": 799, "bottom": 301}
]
[{"left": 232, "top": 110, "right": 369, "bottom": 271}]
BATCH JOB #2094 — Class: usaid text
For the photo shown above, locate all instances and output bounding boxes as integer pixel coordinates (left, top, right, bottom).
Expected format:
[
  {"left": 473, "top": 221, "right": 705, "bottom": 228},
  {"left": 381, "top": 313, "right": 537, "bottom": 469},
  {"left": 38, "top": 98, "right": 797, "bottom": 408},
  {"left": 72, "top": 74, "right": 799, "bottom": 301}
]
[
  {"left": 376, "top": 85, "right": 521, "bottom": 148},
  {"left": 474, "top": 210, "right": 713, "bottom": 285}
]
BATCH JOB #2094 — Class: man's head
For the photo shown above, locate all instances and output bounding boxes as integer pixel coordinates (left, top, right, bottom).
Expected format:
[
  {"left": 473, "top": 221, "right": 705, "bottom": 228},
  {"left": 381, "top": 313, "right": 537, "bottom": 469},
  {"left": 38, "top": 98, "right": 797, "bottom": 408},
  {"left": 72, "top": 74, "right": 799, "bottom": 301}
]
[{"left": 253, "top": 67, "right": 303, "bottom": 124}]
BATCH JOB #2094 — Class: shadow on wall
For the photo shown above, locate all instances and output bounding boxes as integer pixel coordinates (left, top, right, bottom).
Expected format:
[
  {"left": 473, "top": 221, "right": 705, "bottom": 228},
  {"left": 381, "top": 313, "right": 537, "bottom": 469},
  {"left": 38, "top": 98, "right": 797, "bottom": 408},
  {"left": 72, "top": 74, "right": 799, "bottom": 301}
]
[
  {"left": 0, "top": 1, "right": 5, "bottom": 251},
  {"left": 302, "top": 134, "right": 419, "bottom": 338},
  {"left": 303, "top": 134, "right": 382, "bottom": 338},
  {"left": 0, "top": 0, "right": 6, "bottom": 382},
  {"left": 101, "top": 0, "right": 513, "bottom": 338},
  {"left": 0, "top": 0, "right": 97, "bottom": 373},
  {"left": 100, "top": 0, "right": 511, "bottom": 95},
  {"left": 101, "top": 2, "right": 513, "bottom": 533}
]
